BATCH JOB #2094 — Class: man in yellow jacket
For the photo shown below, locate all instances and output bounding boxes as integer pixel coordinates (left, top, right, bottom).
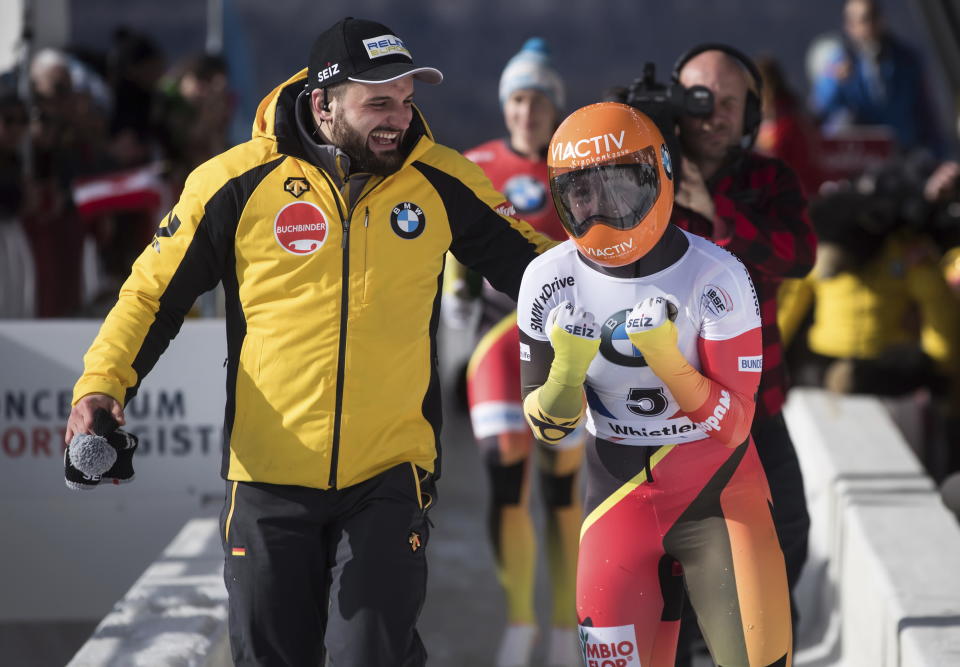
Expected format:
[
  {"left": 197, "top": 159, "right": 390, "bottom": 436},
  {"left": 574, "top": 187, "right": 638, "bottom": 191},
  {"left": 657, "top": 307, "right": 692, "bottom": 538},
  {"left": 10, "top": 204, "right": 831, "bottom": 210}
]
[{"left": 64, "top": 16, "right": 552, "bottom": 666}]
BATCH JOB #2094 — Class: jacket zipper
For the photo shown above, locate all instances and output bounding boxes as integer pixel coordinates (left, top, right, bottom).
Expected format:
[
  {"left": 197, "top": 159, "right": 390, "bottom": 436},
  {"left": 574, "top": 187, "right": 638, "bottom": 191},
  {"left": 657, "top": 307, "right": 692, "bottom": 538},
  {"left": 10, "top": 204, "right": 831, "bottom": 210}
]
[
  {"left": 361, "top": 208, "right": 370, "bottom": 302},
  {"left": 317, "top": 171, "right": 349, "bottom": 489},
  {"left": 330, "top": 209, "right": 350, "bottom": 488},
  {"left": 321, "top": 173, "right": 384, "bottom": 489}
]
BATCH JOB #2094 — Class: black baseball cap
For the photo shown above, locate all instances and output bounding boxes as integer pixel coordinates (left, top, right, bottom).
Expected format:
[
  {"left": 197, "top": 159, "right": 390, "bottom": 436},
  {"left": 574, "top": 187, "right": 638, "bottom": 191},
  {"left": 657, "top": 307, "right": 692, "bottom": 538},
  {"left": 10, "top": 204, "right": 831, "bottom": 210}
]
[{"left": 307, "top": 17, "right": 443, "bottom": 90}]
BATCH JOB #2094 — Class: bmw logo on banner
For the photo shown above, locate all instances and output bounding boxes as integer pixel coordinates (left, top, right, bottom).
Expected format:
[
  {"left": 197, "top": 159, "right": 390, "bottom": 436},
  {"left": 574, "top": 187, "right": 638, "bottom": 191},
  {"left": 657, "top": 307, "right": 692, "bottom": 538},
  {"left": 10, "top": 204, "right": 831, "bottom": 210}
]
[{"left": 391, "top": 202, "right": 426, "bottom": 239}]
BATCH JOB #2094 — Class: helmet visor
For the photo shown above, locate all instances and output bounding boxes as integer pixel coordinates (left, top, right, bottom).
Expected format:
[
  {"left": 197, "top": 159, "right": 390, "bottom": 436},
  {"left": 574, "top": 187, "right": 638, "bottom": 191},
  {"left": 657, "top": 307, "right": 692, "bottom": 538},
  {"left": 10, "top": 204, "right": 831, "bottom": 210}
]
[{"left": 552, "top": 146, "right": 660, "bottom": 239}]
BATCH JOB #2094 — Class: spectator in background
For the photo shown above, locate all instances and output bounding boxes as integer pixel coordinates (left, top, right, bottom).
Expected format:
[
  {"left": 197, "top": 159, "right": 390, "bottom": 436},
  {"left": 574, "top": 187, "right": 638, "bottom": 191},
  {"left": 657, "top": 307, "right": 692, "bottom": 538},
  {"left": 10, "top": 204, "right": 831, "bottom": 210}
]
[
  {"left": 811, "top": 0, "right": 945, "bottom": 157},
  {"left": 0, "top": 94, "right": 35, "bottom": 317},
  {"left": 62, "top": 47, "right": 113, "bottom": 117},
  {"left": 0, "top": 95, "right": 26, "bottom": 220},
  {"left": 19, "top": 50, "right": 87, "bottom": 317},
  {"left": 30, "top": 49, "right": 72, "bottom": 101},
  {"left": 70, "top": 30, "right": 170, "bottom": 307},
  {"left": 923, "top": 160, "right": 960, "bottom": 297},
  {"left": 671, "top": 45, "right": 816, "bottom": 665},
  {"left": 779, "top": 188, "right": 960, "bottom": 478},
  {"left": 155, "top": 53, "right": 234, "bottom": 193},
  {"left": 455, "top": 38, "right": 581, "bottom": 667},
  {"left": 30, "top": 48, "right": 111, "bottom": 176},
  {"left": 107, "top": 27, "right": 165, "bottom": 167},
  {"left": 755, "top": 55, "right": 823, "bottom": 196},
  {"left": 780, "top": 189, "right": 959, "bottom": 395}
]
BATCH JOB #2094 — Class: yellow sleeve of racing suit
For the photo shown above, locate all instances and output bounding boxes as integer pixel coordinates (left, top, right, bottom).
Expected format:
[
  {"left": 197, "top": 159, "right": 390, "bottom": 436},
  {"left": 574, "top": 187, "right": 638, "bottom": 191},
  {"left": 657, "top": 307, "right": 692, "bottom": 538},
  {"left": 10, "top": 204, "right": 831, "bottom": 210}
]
[
  {"left": 523, "top": 302, "right": 599, "bottom": 445},
  {"left": 626, "top": 298, "right": 760, "bottom": 448}
]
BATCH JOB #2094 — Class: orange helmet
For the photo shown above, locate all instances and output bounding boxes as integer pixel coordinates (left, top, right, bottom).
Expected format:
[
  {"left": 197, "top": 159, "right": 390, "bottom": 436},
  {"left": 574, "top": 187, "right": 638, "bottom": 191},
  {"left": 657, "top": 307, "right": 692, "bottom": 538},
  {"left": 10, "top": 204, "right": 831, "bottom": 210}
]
[{"left": 548, "top": 102, "right": 674, "bottom": 267}]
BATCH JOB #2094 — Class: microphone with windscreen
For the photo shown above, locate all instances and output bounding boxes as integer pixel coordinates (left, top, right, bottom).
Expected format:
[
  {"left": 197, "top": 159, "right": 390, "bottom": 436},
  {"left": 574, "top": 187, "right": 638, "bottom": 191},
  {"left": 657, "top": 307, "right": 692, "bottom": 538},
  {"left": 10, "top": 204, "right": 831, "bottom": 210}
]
[{"left": 64, "top": 408, "right": 138, "bottom": 490}]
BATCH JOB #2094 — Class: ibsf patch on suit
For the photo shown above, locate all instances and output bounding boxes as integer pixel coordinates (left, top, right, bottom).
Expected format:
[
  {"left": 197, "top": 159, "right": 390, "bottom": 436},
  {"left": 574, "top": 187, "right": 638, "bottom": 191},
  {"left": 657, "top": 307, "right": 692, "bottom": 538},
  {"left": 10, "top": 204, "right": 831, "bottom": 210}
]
[{"left": 701, "top": 284, "right": 733, "bottom": 319}]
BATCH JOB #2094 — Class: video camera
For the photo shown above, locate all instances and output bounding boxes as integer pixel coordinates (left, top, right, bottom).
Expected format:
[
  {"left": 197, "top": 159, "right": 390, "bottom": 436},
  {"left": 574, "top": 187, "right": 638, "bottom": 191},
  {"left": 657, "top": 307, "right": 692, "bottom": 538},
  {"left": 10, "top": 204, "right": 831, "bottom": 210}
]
[
  {"left": 858, "top": 153, "right": 960, "bottom": 253},
  {"left": 809, "top": 151, "right": 960, "bottom": 270},
  {"left": 606, "top": 63, "right": 715, "bottom": 184},
  {"left": 624, "top": 63, "right": 714, "bottom": 126}
]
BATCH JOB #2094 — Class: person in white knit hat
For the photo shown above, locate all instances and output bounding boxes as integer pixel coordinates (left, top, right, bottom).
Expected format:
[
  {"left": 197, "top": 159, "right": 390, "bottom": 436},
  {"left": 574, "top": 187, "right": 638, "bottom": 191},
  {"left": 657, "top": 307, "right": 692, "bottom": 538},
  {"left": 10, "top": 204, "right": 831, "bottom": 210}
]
[{"left": 450, "top": 38, "right": 582, "bottom": 667}]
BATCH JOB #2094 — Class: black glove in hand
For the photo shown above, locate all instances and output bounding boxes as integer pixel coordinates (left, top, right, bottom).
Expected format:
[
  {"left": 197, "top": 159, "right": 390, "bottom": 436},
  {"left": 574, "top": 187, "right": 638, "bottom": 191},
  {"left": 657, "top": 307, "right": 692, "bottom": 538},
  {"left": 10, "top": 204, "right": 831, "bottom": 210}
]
[{"left": 64, "top": 409, "right": 138, "bottom": 491}]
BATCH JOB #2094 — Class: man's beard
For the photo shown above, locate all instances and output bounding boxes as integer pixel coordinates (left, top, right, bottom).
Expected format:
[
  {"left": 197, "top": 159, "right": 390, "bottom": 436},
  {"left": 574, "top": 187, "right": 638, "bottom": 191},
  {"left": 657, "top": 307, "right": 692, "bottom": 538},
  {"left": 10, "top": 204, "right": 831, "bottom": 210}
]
[
  {"left": 680, "top": 128, "right": 736, "bottom": 164},
  {"left": 330, "top": 115, "right": 406, "bottom": 176}
]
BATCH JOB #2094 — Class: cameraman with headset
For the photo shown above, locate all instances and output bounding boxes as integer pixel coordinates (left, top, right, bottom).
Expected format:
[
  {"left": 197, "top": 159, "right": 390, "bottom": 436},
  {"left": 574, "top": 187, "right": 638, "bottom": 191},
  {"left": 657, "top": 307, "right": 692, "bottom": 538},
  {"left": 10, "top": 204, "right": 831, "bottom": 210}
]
[{"left": 667, "top": 44, "right": 817, "bottom": 664}]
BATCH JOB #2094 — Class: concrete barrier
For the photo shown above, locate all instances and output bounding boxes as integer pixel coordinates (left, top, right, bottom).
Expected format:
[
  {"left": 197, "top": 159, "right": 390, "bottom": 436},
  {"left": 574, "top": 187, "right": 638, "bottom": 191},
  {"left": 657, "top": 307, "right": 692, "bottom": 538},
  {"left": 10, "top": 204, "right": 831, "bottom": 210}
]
[
  {"left": 787, "top": 388, "right": 960, "bottom": 667},
  {"left": 66, "top": 518, "right": 230, "bottom": 667}
]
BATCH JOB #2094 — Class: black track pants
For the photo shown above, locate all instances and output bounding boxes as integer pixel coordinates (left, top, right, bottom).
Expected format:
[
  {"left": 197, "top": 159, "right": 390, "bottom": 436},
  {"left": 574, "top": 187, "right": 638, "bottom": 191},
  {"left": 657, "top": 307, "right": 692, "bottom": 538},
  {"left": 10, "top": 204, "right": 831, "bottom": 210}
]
[{"left": 220, "top": 463, "right": 434, "bottom": 666}]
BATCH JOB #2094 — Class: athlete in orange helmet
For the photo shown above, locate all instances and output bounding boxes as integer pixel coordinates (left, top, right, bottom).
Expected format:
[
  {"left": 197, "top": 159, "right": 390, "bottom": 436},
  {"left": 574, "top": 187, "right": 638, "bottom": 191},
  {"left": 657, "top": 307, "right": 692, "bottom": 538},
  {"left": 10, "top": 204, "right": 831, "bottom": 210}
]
[
  {"left": 519, "top": 103, "right": 793, "bottom": 666},
  {"left": 548, "top": 102, "right": 674, "bottom": 268}
]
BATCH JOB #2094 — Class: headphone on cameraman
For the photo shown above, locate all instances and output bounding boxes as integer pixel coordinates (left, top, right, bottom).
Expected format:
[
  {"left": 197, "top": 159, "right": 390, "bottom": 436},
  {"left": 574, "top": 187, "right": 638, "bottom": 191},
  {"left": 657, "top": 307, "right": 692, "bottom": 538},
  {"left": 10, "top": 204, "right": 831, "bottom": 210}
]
[{"left": 671, "top": 43, "right": 763, "bottom": 149}]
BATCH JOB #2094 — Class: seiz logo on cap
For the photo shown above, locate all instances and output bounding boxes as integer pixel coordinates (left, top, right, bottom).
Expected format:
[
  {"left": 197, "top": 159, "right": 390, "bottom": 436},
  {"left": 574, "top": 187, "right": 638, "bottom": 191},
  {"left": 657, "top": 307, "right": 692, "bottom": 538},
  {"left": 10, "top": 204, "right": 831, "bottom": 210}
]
[
  {"left": 316, "top": 62, "right": 340, "bottom": 84},
  {"left": 363, "top": 34, "right": 411, "bottom": 60}
]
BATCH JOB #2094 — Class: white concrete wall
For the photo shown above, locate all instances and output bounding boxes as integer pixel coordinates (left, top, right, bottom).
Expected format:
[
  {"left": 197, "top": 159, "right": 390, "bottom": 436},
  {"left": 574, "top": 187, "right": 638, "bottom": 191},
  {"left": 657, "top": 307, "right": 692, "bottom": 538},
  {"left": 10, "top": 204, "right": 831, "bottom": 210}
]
[
  {"left": 787, "top": 389, "right": 960, "bottom": 667},
  {"left": 0, "top": 321, "right": 227, "bottom": 622},
  {"left": 66, "top": 518, "right": 231, "bottom": 667}
]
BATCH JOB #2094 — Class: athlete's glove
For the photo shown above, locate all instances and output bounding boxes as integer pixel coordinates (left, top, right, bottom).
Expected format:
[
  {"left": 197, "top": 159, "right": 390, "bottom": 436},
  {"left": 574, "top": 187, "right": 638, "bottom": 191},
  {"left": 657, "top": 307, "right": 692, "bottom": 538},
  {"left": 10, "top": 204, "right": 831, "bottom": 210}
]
[
  {"left": 626, "top": 297, "right": 758, "bottom": 447},
  {"left": 626, "top": 297, "right": 709, "bottom": 414},
  {"left": 524, "top": 301, "right": 599, "bottom": 445},
  {"left": 545, "top": 300, "right": 601, "bottom": 387},
  {"left": 64, "top": 409, "right": 138, "bottom": 490},
  {"left": 625, "top": 296, "right": 680, "bottom": 361}
]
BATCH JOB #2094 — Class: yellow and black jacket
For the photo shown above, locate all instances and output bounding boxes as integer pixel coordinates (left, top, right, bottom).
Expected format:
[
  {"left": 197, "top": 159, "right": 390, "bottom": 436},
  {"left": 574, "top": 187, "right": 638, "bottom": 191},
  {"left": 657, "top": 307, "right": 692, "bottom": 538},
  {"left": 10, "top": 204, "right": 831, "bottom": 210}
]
[
  {"left": 778, "top": 235, "right": 960, "bottom": 371},
  {"left": 73, "top": 69, "right": 551, "bottom": 489}
]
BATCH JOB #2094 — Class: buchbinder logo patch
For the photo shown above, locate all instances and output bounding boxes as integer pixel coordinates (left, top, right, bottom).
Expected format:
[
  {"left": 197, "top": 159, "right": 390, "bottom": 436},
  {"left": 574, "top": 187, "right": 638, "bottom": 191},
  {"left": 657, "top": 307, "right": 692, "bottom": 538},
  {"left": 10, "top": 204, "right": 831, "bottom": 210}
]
[{"left": 274, "top": 202, "right": 329, "bottom": 255}]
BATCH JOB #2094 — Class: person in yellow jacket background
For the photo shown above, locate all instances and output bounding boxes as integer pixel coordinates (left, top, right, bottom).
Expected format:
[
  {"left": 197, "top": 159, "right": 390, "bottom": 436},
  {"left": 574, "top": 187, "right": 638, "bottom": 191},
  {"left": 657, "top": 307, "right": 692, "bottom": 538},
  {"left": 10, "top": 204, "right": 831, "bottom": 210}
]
[
  {"left": 779, "top": 188, "right": 960, "bottom": 477},
  {"left": 63, "top": 16, "right": 553, "bottom": 667}
]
